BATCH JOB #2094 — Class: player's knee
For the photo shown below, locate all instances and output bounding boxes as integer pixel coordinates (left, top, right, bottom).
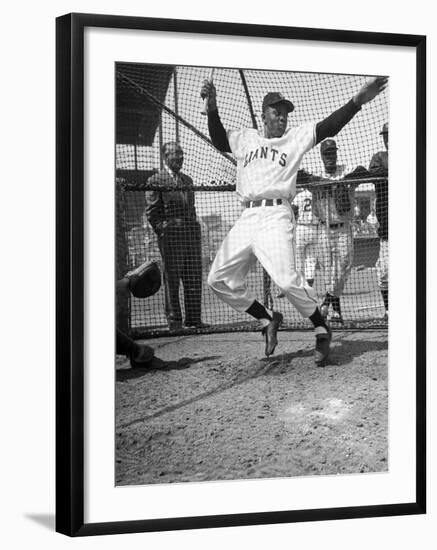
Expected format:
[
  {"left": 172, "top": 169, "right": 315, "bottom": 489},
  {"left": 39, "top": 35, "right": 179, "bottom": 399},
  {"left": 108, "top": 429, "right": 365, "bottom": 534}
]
[
  {"left": 276, "top": 271, "right": 302, "bottom": 292},
  {"left": 207, "top": 269, "right": 222, "bottom": 292}
]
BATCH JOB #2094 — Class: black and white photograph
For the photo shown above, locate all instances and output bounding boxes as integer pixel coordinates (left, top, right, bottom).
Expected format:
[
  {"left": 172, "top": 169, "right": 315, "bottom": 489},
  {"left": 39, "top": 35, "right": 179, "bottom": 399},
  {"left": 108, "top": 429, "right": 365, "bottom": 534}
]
[
  {"left": 1, "top": 0, "right": 433, "bottom": 546},
  {"left": 53, "top": 12, "right": 425, "bottom": 538},
  {"left": 115, "top": 63, "right": 390, "bottom": 486}
]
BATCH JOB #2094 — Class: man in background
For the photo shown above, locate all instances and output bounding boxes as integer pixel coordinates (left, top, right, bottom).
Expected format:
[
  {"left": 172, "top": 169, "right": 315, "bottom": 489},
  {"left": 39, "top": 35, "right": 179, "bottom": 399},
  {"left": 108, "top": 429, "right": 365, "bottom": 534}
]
[
  {"left": 145, "top": 142, "right": 205, "bottom": 330},
  {"left": 291, "top": 185, "right": 319, "bottom": 288},
  {"left": 369, "top": 122, "right": 389, "bottom": 318},
  {"left": 311, "top": 139, "right": 367, "bottom": 323}
]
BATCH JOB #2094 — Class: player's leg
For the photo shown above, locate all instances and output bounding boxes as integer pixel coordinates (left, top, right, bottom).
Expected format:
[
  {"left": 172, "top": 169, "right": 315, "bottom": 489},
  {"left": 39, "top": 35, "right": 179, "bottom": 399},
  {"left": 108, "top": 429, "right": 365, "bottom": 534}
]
[
  {"left": 376, "top": 239, "right": 389, "bottom": 316},
  {"left": 208, "top": 212, "right": 279, "bottom": 355},
  {"left": 331, "top": 226, "right": 353, "bottom": 322},
  {"left": 295, "top": 225, "right": 306, "bottom": 276},
  {"left": 277, "top": 223, "right": 304, "bottom": 299},
  {"left": 317, "top": 225, "right": 334, "bottom": 317},
  {"left": 207, "top": 213, "right": 259, "bottom": 313},
  {"left": 329, "top": 229, "right": 342, "bottom": 321},
  {"left": 253, "top": 208, "right": 319, "bottom": 317},
  {"left": 304, "top": 226, "right": 318, "bottom": 287},
  {"left": 254, "top": 211, "right": 331, "bottom": 366}
]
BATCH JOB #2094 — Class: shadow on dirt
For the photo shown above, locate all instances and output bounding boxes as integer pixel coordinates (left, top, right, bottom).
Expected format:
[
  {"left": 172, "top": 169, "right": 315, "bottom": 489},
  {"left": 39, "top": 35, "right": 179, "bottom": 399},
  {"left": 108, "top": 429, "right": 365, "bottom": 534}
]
[
  {"left": 116, "top": 355, "right": 221, "bottom": 381},
  {"left": 329, "top": 338, "right": 387, "bottom": 366},
  {"left": 258, "top": 337, "right": 387, "bottom": 372}
]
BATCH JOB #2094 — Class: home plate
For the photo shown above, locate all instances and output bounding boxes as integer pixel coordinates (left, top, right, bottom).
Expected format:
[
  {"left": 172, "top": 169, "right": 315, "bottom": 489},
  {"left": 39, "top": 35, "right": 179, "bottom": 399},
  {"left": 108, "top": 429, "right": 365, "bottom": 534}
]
[{"left": 308, "top": 398, "right": 351, "bottom": 421}]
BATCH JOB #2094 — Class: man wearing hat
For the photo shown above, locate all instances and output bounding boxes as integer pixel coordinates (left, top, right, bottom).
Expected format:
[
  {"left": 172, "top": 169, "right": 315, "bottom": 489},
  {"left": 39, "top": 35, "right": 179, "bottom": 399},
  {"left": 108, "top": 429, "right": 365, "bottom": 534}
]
[
  {"left": 311, "top": 139, "right": 367, "bottom": 323},
  {"left": 200, "top": 76, "right": 387, "bottom": 365},
  {"left": 369, "top": 122, "right": 389, "bottom": 319}
]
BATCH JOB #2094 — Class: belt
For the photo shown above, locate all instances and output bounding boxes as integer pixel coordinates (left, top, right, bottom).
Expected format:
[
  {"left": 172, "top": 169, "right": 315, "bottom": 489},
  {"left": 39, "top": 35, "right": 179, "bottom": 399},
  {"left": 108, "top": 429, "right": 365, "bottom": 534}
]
[
  {"left": 245, "top": 198, "right": 283, "bottom": 208},
  {"left": 320, "top": 220, "right": 345, "bottom": 229}
]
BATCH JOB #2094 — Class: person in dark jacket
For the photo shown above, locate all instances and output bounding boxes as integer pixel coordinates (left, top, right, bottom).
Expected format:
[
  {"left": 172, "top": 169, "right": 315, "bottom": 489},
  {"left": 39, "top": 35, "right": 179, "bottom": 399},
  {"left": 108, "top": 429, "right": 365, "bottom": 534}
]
[
  {"left": 145, "top": 142, "right": 204, "bottom": 329},
  {"left": 369, "top": 122, "right": 389, "bottom": 318}
]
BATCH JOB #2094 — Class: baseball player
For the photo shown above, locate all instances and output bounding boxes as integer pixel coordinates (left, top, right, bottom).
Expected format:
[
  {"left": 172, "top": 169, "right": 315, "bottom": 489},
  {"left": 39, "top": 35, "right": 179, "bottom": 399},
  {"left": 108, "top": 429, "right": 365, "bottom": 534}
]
[
  {"left": 116, "top": 260, "right": 162, "bottom": 368},
  {"left": 369, "top": 122, "right": 389, "bottom": 318},
  {"left": 311, "top": 139, "right": 368, "bottom": 323},
  {"left": 277, "top": 181, "right": 318, "bottom": 298},
  {"left": 200, "top": 76, "right": 387, "bottom": 365},
  {"left": 292, "top": 186, "right": 320, "bottom": 287}
]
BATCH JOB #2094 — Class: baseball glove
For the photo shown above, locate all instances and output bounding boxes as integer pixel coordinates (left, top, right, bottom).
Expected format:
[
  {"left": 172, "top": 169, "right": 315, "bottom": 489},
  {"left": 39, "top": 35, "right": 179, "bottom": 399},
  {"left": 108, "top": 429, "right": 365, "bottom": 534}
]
[{"left": 126, "top": 261, "right": 161, "bottom": 298}]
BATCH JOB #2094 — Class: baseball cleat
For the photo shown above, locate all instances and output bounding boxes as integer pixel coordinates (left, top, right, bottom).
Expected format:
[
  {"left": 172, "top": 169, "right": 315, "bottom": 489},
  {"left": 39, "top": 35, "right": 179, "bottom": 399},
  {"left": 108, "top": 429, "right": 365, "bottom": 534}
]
[
  {"left": 130, "top": 344, "right": 155, "bottom": 369},
  {"left": 314, "top": 325, "right": 332, "bottom": 367},
  {"left": 262, "top": 312, "right": 283, "bottom": 357}
]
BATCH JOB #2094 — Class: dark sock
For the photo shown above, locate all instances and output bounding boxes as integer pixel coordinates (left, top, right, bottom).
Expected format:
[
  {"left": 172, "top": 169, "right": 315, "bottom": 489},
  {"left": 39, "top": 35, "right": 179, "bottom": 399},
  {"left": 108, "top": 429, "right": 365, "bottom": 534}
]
[
  {"left": 332, "top": 296, "right": 341, "bottom": 313},
  {"left": 381, "top": 289, "right": 388, "bottom": 311},
  {"left": 307, "top": 278, "right": 314, "bottom": 287},
  {"left": 322, "top": 292, "right": 333, "bottom": 307},
  {"left": 246, "top": 300, "right": 272, "bottom": 321},
  {"left": 309, "top": 307, "right": 328, "bottom": 330}
]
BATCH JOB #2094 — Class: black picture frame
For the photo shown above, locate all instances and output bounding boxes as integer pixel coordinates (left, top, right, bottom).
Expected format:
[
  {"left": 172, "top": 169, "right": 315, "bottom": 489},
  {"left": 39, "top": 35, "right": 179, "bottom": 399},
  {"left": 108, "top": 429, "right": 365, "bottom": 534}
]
[{"left": 56, "top": 12, "right": 426, "bottom": 537}]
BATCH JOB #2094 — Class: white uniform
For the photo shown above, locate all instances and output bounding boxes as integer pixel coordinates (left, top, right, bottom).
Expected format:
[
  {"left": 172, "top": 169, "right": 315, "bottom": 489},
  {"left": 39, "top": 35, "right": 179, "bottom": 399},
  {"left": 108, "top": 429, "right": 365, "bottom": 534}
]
[
  {"left": 311, "top": 164, "right": 356, "bottom": 297},
  {"left": 292, "top": 189, "right": 319, "bottom": 281},
  {"left": 208, "top": 123, "right": 320, "bottom": 318}
]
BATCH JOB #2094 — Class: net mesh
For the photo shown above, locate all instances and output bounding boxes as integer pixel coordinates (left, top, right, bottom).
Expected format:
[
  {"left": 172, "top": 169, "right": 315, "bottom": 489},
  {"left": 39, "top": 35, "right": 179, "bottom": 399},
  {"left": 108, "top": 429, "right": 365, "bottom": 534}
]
[{"left": 116, "top": 63, "right": 388, "bottom": 336}]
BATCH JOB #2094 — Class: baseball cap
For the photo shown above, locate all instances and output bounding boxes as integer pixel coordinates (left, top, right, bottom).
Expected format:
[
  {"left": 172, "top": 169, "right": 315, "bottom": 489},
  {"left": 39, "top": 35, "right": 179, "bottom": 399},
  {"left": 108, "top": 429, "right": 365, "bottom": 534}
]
[
  {"left": 380, "top": 122, "right": 388, "bottom": 134},
  {"left": 262, "top": 92, "right": 294, "bottom": 113},
  {"left": 320, "top": 139, "right": 338, "bottom": 153}
]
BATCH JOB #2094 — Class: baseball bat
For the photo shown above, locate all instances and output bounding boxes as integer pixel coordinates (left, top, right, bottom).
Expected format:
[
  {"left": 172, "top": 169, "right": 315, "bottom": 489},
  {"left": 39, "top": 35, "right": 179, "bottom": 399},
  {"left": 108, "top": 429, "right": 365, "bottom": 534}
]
[{"left": 201, "top": 68, "right": 215, "bottom": 116}]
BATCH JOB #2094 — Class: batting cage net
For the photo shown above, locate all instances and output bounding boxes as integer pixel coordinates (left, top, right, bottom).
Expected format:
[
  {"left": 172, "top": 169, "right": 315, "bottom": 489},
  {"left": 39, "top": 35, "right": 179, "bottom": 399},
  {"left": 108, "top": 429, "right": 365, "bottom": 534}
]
[{"left": 116, "top": 63, "right": 388, "bottom": 336}]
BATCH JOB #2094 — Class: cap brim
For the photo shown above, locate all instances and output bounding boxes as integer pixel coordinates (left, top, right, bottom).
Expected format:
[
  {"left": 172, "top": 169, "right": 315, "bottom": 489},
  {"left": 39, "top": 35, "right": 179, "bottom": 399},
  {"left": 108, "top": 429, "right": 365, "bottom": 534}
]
[{"left": 271, "top": 99, "right": 294, "bottom": 113}]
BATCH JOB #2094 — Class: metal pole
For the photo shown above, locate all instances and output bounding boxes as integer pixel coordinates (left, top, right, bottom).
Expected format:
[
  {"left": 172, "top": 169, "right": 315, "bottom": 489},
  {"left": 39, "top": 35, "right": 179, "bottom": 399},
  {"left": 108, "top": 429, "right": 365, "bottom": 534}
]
[
  {"left": 174, "top": 68, "right": 180, "bottom": 143},
  {"left": 239, "top": 69, "right": 258, "bottom": 130},
  {"left": 158, "top": 114, "right": 163, "bottom": 170}
]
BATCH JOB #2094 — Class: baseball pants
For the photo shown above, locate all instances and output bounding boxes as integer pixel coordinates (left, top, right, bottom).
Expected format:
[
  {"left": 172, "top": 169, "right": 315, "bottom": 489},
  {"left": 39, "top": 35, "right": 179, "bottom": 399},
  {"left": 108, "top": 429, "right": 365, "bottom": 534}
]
[
  {"left": 376, "top": 239, "right": 389, "bottom": 290},
  {"left": 208, "top": 204, "right": 318, "bottom": 317},
  {"left": 295, "top": 224, "right": 319, "bottom": 281},
  {"left": 317, "top": 223, "right": 353, "bottom": 297}
]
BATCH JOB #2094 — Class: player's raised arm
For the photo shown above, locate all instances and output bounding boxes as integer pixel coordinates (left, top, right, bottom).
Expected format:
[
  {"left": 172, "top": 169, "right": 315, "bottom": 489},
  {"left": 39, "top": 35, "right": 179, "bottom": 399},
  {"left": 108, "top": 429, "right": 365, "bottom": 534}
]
[
  {"left": 315, "top": 76, "right": 388, "bottom": 145},
  {"left": 200, "top": 79, "right": 232, "bottom": 153}
]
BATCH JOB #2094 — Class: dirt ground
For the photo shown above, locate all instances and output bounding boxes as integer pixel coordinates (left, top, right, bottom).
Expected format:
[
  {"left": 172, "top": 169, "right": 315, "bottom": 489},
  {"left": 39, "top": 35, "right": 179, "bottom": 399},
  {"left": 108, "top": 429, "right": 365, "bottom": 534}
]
[{"left": 115, "top": 330, "right": 388, "bottom": 486}]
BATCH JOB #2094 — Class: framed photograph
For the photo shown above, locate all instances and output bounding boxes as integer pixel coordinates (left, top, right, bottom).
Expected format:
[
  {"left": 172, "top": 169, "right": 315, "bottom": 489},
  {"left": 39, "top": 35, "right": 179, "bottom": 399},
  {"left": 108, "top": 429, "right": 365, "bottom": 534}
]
[{"left": 56, "top": 13, "right": 426, "bottom": 536}]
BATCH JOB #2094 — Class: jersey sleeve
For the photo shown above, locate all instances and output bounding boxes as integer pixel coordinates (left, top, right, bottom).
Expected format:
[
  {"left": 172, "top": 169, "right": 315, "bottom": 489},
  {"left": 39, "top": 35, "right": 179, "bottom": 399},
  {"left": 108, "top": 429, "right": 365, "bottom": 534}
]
[
  {"left": 293, "top": 122, "right": 317, "bottom": 155},
  {"left": 227, "top": 128, "right": 247, "bottom": 159}
]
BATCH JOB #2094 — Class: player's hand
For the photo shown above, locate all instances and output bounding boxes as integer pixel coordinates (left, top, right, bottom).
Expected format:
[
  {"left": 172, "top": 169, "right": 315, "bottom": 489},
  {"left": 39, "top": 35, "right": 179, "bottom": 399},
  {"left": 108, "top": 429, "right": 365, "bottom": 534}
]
[
  {"left": 200, "top": 79, "right": 217, "bottom": 112},
  {"left": 353, "top": 76, "right": 388, "bottom": 107}
]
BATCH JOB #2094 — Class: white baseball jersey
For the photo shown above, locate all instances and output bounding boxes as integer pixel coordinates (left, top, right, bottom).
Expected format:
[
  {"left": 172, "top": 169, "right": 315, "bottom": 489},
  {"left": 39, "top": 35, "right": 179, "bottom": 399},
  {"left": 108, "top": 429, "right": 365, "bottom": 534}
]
[
  {"left": 312, "top": 164, "right": 356, "bottom": 224},
  {"left": 227, "top": 123, "right": 316, "bottom": 202},
  {"left": 292, "top": 188, "right": 319, "bottom": 225},
  {"left": 315, "top": 164, "right": 353, "bottom": 181}
]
